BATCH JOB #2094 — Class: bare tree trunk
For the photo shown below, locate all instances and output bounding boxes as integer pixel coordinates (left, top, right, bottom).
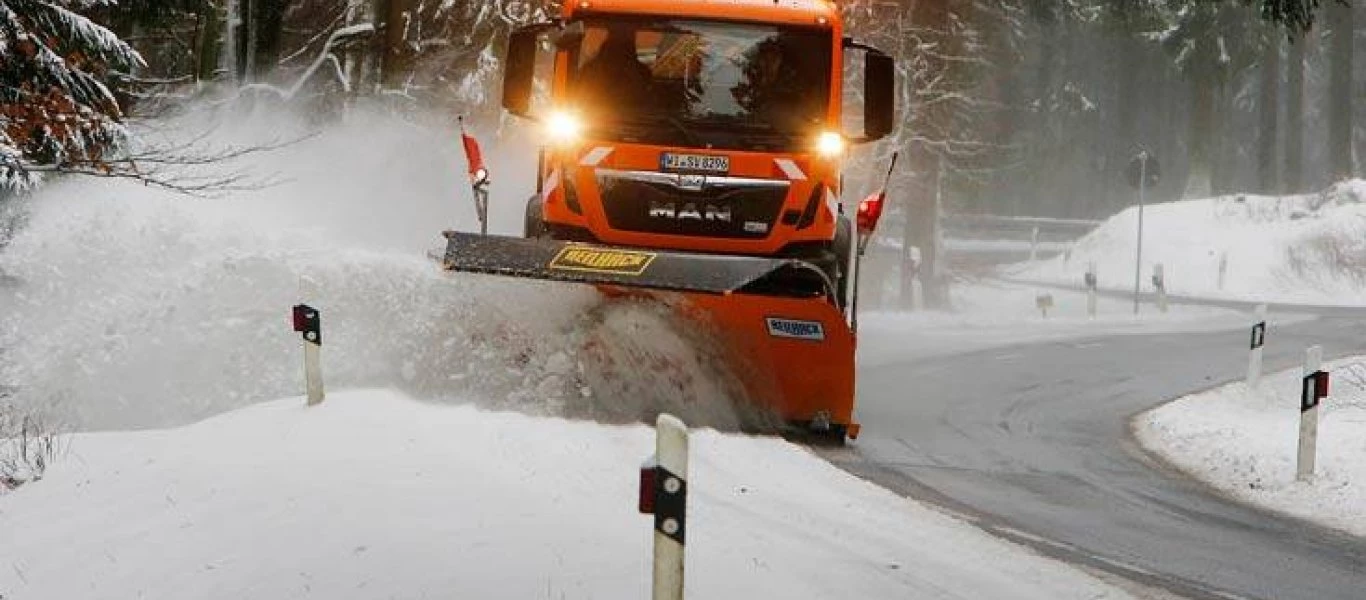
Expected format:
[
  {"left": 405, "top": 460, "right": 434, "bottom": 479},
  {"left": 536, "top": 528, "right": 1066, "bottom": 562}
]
[
  {"left": 380, "top": 0, "right": 410, "bottom": 89},
  {"left": 899, "top": 187, "right": 917, "bottom": 309},
  {"left": 1258, "top": 37, "right": 1281, "bottom": 193},
  {"left": 252, "top": 2, "right": 286, "bottom": 79},
  {"left": 342, "top": 0, "right": 380, "bottom": 96},
  {"left": 1025, "top": 1, "right": 1057, "bottom": 213},
  {"left": 221, "top": 0, "right": 238, "bottom": 84},
  {"left": 1328, "top": 1, "right": 1354, "bottom": 180},
  {"left": 1183, "top": 72, "right": 1216, "bottom": 198},
  {"left": 235, "top": 0, "right": 254, "bottom": 82},
  {"left": 1358, "top": 1, "right": 1365, "bottom": 175},
  {"left": 195, "top": 2, "right": 223, "bottom": 83},
  {"left": 1285, "top": 35, "right": 1307, "bottom": 193},
  {"left": 1212, "top": 79, "right": 1238, "bottom": 195},
  {"left": 909, "top": 0, "right": 952, "bottom": 309}
]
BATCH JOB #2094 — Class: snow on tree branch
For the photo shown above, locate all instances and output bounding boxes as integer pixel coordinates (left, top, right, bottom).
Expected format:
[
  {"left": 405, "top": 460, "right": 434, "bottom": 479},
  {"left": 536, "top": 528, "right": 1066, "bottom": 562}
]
[
  {"left": 12, "top": 0, "right": 143, "bottom": 69},
  {"left": 0, "top": 0, "right": 144, "bottom": 191}
]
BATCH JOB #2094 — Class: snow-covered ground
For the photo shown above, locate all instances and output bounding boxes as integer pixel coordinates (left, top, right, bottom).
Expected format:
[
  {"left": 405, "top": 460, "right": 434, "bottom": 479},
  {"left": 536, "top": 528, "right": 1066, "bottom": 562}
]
[
  {"left": 1136, "top": 358, "right": 1366, "bottom": 538},
  {"left": 0, "top": 389, "right": 1138, "bottom": 599},
  {"left": 858, "top": 279, "right": 1286, "bottom": 366},
  {"left": 1012, "top": 180, "right": 1366, "bottom": 305},
  {"left": 0, "top": 112, "right": 1143, "bottom": 599}
]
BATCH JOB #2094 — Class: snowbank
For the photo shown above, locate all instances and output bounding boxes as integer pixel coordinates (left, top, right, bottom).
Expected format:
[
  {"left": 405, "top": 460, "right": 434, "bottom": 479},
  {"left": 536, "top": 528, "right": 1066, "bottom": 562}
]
[
  {"left": 0, "top": 389, "right": 1134, "bottom": 600},
  {"left": 1013, "top": 180, "right": 1366, "bottom": 305},
  {"left": 858, "top": 279, "right": 1268, "bottom": 365},
  {"left": 1136, "top": 358, "right": 1366, "bottom": 538}
]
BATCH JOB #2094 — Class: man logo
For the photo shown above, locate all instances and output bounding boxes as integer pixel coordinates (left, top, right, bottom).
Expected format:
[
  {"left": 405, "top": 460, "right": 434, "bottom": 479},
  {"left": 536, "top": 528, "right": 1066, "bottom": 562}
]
[
  {"left": 549, "top": 246, "right": 657, "bottom": 276},
  {"left": 648, "top": 200, "right": 733, "bottom": 222},
  {"left": 765, "top": 317, "right": 825, "bottom": 341}
]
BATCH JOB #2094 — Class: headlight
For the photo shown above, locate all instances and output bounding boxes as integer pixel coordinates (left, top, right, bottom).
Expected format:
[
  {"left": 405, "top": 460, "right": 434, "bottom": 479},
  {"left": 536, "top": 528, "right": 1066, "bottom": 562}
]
[
  {"left": 546, "top": 110, "right": 584, "bottom": 145},
  {"left": 816, "top": 131, "right": 845, "bottom": 157}
]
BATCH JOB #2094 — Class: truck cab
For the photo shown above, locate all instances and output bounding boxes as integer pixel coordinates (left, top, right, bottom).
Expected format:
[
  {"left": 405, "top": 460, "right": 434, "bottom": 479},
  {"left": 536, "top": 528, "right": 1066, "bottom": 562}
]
[{"left": 502, "top": 0, "right": 894, "bottom": 298}]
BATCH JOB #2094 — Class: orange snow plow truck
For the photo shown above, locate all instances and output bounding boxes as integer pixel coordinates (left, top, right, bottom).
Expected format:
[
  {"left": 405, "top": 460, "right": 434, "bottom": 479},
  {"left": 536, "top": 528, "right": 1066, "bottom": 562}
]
[{"left": 437, "top": 0, "right": 896, "bottom": 442}]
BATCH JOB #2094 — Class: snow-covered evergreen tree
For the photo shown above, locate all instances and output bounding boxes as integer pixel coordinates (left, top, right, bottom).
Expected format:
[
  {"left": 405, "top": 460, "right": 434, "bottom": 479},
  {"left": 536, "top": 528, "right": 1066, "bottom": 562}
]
[{"left": 0, "top": 0, "right": 143, "bottom": 190}]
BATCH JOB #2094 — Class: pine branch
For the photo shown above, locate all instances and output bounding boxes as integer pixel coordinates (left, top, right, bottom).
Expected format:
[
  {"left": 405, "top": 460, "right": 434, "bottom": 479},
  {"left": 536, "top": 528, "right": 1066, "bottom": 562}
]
[{"left": 11, "top": 0, "right": 143, "bottom": 69}]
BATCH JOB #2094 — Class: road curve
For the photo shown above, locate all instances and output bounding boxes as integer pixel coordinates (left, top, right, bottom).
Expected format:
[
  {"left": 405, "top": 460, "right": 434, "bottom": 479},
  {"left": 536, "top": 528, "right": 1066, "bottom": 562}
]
[{"left": 824, "top": 316, "right": 1366, "bottom": 600}]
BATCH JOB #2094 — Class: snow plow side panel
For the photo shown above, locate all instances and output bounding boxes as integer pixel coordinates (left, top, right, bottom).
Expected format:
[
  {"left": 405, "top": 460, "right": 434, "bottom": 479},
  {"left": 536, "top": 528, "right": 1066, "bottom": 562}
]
[
  {"left": 438, "top": 231, "right": 835, "bottom": 299},
  {"left": 679, "top": 292, "right": 856, "bottom": 428}
]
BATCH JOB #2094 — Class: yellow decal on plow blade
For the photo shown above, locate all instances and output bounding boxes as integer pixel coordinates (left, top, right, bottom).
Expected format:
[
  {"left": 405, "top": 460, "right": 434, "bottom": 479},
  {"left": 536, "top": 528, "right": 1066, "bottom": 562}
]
[{"left": 549, "top": 247, "right": 657, "bottom": 276}]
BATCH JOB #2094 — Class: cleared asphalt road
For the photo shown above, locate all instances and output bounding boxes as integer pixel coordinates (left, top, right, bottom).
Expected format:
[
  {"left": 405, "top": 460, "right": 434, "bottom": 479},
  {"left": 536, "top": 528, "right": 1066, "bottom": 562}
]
[{"left": 824, "top": 316, "right": 1366, "bottom": 600}]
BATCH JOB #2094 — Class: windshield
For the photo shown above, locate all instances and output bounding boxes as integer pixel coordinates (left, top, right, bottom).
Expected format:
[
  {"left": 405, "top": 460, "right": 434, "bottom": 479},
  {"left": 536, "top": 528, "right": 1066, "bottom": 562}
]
[{"left": 567, "top": 17, "right": 833, "bottom": 150}]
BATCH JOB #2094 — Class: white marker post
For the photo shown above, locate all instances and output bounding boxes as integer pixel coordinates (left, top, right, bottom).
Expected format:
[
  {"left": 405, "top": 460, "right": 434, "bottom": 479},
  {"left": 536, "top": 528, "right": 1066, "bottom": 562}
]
[
  {"left": 1297, "top": 345, "right": 1328, "bottom": 482},
  {"left": 292, "top": 304, "right": 324, "bottom": 406},
  {"left": 1152, "top": 263, "right": 1168, "bottom": 313},
  {"left": 639, "top": 414, "right": 688, "bottom": 600},
  {"left": 1085, "top": 262, "right": 1098, "bottom": 319},
  {"left": 1247, "top": 304, "right": 1267, "bottom": 388},
  {"left": 1029, "top": 226, "right": 1040, "bottom": 262}
]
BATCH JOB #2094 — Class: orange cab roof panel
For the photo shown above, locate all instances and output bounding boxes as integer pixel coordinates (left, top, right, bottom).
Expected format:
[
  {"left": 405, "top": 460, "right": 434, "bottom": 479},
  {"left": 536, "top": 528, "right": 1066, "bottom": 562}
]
[{"left": 563, "top": 0, "right": 840, "bottom": 28}]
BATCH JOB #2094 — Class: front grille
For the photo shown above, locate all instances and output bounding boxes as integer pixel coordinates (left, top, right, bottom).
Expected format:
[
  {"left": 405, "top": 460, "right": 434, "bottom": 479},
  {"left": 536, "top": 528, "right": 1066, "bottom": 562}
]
[{"left": 596, "top": 169, "right": 790, "bottom": 239}]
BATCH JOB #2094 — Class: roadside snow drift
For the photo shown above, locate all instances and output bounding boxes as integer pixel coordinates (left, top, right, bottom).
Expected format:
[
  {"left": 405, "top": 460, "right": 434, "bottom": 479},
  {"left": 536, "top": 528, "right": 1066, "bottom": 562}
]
[
  {"left": 0, "top": 390, "right": 1134, "bottom": 600},
  {"left": 0, "top": 112, "right": 753, "bottom": 432},
  {"left": 1136, "top": 358, "right": 1366, "bottom": 538},
  {"left": 1014, "top": 180, "right": 1366, "bottom": 305}
]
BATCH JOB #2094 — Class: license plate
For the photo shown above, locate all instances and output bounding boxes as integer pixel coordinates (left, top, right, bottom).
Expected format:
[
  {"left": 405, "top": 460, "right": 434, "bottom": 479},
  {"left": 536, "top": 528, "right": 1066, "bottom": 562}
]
[{"left": 660, "top": 152, "right": 729, "bottom": 174}]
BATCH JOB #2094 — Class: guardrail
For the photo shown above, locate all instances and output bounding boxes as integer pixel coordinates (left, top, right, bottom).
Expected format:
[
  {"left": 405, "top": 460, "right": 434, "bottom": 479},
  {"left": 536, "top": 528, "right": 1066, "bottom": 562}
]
[{"left": 941, "top": 213, "right": 1103, "bottom": 237}]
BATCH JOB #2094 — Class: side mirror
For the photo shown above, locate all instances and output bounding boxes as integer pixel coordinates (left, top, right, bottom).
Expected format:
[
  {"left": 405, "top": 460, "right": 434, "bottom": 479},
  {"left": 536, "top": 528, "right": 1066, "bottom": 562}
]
[
  {"left": 863, "top": 51, "right": 895, "bottom": 141},
  {"left": 502, "top": 22, "right": 559, "bottom": 117},
  {"left": 843, "top": 39, "right": 896, "bottom": 143}
]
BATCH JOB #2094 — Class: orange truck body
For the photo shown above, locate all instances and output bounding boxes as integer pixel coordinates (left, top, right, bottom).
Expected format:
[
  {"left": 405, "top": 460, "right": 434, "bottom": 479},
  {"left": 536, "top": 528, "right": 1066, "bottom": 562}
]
[{"left": 440, "top": 0, "right": 894, "bottom": 440}]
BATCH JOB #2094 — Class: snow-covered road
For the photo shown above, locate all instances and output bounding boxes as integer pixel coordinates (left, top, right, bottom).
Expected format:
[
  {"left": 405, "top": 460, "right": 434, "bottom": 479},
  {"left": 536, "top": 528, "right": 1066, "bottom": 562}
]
[{"left": 836, "top": 314, "right": 1366, "bottom": 600}]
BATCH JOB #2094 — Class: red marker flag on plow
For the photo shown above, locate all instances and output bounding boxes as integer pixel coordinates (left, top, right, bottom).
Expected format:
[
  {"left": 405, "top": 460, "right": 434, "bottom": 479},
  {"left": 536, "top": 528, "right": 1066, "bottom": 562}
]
[
  {"left": 459, "top": 117, "right": 489, "bottom": 185},
  {"left": 856, "top": 151, "right": 898, "bottom": 254},
  {"left": 458, "top": 117, "right": 491, "bottom": 235}
]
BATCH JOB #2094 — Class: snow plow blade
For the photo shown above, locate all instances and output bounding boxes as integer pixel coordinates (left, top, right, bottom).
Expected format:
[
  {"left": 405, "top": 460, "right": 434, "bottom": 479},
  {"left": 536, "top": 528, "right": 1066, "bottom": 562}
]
[
  {"left": 437, "top": 231, "right": 835, "bottom": 299},
  {"left": 436, "top": 231, "right": 858, "bottom": 439}
]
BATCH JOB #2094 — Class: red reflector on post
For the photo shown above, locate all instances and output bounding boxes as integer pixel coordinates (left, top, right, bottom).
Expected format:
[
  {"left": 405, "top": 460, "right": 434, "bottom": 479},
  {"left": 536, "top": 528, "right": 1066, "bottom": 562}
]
[
  {"left": 639, "top": 456, "right": 658, "bottom": 514},
  {"left": 292, "top": 304, "right": 310, "bottom": 332},
  {"left": 1315, "top": 370, "right": 1330, "bottom": 400}
]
